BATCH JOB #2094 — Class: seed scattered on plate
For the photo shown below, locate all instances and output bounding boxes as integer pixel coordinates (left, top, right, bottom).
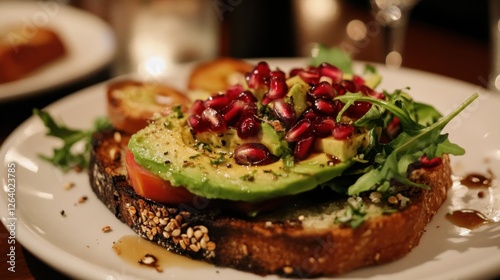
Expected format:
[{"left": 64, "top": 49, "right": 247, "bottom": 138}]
[
  {"left": 102, "top": 226, "right": 112, "bottom": 232},
  {"left": 138, "top": 253, "right": 163, "bottom": 272},
  {"left": 60, "top": 210, "right": 66, "bottom": 217},
  {"left": 78, "top": 196, "right": 88, "bottom": 203},
  {"left": 64, "top": 182, "right": 75, "bottom": 190}
]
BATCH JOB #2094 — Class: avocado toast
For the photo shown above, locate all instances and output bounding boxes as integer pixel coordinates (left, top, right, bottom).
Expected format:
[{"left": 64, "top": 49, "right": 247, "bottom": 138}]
[{"left": 84, "top": 54, "right": 476, "bottom": 277}]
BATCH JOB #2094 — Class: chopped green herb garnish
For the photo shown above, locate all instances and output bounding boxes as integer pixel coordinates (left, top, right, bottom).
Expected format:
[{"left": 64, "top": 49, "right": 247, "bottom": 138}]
[{"left": 33, "top": 109, "right": 111, "bottom": 172}]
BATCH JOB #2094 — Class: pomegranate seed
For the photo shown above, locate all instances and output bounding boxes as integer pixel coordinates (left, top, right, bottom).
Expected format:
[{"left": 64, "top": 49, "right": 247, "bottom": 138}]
[
  {"left": 332, "top": 123, "right": 354, "bottom": 140},
  {"left": 226, "top": 84, "right": 245, "bottom": 100},
  {"left": 241, "top": 102, "right": 258, "bottom": 117},
  {"left": 221, "top": 100, "right": 245, "bottom": 126},
  {"left": 188, "top": 115, "right": 209, "bottom": 133},
  {"left": 298, "top": 69, "right": 320, "bottom": 84},
  {"left": 285, "top": 118, "right": 312, "bottom": 142},
  {"left": 267, "top": 77, "right": 288, "bottom": 100},
  {"left": 237, "top": 115, "right": 261, "bottom": 139},
  {"left": 204, "top": 94, "right": 230, "bottom": 111},
  {"left": 272, "top": 99, "right": 296, "bottom": 128},
  {"left": 261, "top": 95, "right": 272, "bottom": 106},
  {"left": 332, "top": 83, "right": 347, "bottom": 96},
  {"left": 309, "top": 81, "right": 335, "bottom": 99},
  {"left": 313, "top": 118, "right": 336, "bottom": 138},
  {"left": 359, "top": 85, "right": 384, "bottom": 99},
  {"left": 346, "top": 102, "right": 371, "bottom": 119},
  {"left": 235, "top": 90, "right": 257, "bottom": 103},
  {"left": 419, "top": 155, "right": 442, "bottom": 169},
  {"left": 352, "top": 75, "right": 365, "bottom": 88},
  {"left": 313, "top": 98, "right": 337, "bottom": 116},
  {"left": 341, "top": 80, "right": 358, "bottom": 93},
  {"left": 234, "top": 143, "right": 275, "bottom": 166},
  {"left": 270, "top": 69, "right": 286, "bottom": 80},
  {"left": 318, "top": 63, "right": 342, "bottom": 83},
  {"left": 246, "top": 61, "right": 270, "bottom": 89},
  {"left": 386, "top": 116, "right": 401, "bottom": 138},
  {"left": 201, "top": 107, "right": 226, "bottom": 132},
  {"left": 294, "top": 136, "right": 315, "bottom": 160},
  {"left": 289, "top": 68, "right": 303, "bottom": 77},
  {"left": 190, "top": 99, "right": 206, "bottom": 115},
  {"left": 302, "top": 109, "right": 319, "bottom": 120}
]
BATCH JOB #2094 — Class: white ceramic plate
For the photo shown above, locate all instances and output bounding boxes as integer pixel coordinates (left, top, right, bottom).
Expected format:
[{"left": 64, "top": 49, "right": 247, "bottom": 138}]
[
  {"left": 0, "top": 1, "right": 116, "bottom": 102},
  {"left": 1, "top": 59, "right": 499, "bottom": 280}
]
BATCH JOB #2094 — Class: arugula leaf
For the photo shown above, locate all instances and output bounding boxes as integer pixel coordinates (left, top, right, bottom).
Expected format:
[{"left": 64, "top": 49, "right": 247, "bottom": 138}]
[
  {"left": 33, "top": 109, "right": 111, "bottom": 172},
  {"left": 309, "top": 45, "right": 353, "bottom": 74},
  {"left": 333, "top": 92, "right": 478, "bottom": 195}
]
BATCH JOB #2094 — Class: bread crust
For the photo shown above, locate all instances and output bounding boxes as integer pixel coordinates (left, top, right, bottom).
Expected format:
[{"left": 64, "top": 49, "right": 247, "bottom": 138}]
[
  {"left": 89, "top": 129, "right": 452, "bottom": 277},
  {"left": 0, "top": 27, "right": 66, "bottom": 83},
  {"left": 187, "top": 57, "right": 253, "bottom": 93}
]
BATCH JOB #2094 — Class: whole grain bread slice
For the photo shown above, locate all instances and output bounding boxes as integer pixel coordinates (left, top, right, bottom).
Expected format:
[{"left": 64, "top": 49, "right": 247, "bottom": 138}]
[{"left": 89, "top": 129, "right": 452, "bottom": 277}]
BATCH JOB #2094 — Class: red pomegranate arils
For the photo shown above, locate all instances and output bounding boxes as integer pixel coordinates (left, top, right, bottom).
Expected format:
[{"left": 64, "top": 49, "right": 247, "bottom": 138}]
[
  {"left": 419, "top": 155, "right": 442, "bottom": 169},
  {"left": 204, "top": 94, "right": 230, "bottom": 111},
  {"left": 234, "top": 143, "right": 275, "bottom": 166},
  {"left": 302, "top": 109, "right": 319, "bottom": 120},
  {"left": 202, "top": 107, "right": 226, "bottom": 132},
  {"left": 313, "top": 98, "right": 337, "bottom": 116},
  {"left": 285, "top": 118, "right": 312, "bottom": 142},
  {"left": 352, "top": 75, "right": 365, "bottom": 88},
  {"left": 226, "top": 84, "right": 245, "bottom": 100},
  {"left": 235, "top": 90, "right": 258, "bottom": 103},
  {"left": 332, "top": 123, "right": 354, "bottom": 139},
  {"left": 341, "top": 80, "right": 358, "bottom": 93},
  {"left": 346, "top": 101, "right": 372, "bottom": 119},
  {"left": 237, "top": 115, "right": 261, "bottom": 139},
  {"left": 246, "top": 61, "right": 270, "bottom": 89},
  {"left": 332, "top": 83, "right": 347, "bottom": 96},
  {"left": 294, "top": 136, "right": 316, "bottom": 160},
  {"left": 190, "top": 99, "right": 206, "bottom": 115},
  {"left": 272, "top": 99, "right": 296, "bottom": 128},
  {"left": 221, "top": 100, "right": 245, "bottom": 125},
  {"left": 289, "top": 68, "right": 303, "bottom": 77},
  {"left": 313, "top": 118, "right": 336, "bottom": 138},
  {"left": 309, "top": 81, "right": 335, "bottom": 99},
  {"left": 318, "top": 62, "right": 343, "bottom": 83},
  {"left": 267, "top": 77, "right": 289, "bottom": 100},
  {"left": 270, "top": 69, "right": 286, "bottom": 80},
  {"left": 298, "top": 69, "right": 320, "bottom": 84},
  {"left": 188, "top": 114, "right": 209, "bottom": 133}
]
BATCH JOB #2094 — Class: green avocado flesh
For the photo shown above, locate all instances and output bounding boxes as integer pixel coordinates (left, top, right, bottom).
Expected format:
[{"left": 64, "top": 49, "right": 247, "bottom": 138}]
[{"left": 128, "top": 115, "right": 357, "bottom": 202}]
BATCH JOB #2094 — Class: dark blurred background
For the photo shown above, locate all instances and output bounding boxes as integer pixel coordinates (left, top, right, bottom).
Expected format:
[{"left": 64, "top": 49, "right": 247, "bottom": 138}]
[{"left": 224, "top": 0, "right": 489, "bottom": 58}]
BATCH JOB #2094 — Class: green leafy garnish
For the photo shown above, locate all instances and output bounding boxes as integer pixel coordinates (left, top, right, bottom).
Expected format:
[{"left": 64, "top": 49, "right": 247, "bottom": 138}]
[
  {"left": 309, "top": 44, "right": 353, "bottom": 74},
  {"left": 33, "top": 109, "right": 111, "bottom": 172},
  {"left": 334, "top": 92, "right": 478, "bottom": 195}
]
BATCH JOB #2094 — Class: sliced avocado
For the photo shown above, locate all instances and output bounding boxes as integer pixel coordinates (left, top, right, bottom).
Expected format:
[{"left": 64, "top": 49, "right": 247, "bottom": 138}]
[
  {"left": 259, "top": 122, "right": 288, "bottom": 157},
  {"left": 339, "top": 72, "right": 382, "bottom": 89},
  {"left": 286, "top": 82, "right": 309, "bottom": 118},
  {"left": 364, "top": 73, "right": 382, "bottom": 89},
  {"left": 191, "top": 129, "right": 242, "bottom": 154},
  {"left": 191, "top": 123, "right": 287, "bottom": 157},
  {"left": 128, "top": 114, "right": 354, "bottom": 202},
  {"left": 314, "top": 131, "right": 370, "bottom": 162}
]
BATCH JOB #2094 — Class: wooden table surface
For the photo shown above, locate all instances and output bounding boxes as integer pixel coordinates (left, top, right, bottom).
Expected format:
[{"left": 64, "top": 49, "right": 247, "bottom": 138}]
[{"left": 0, "top": 1, "right": 494, "bottom": 279}]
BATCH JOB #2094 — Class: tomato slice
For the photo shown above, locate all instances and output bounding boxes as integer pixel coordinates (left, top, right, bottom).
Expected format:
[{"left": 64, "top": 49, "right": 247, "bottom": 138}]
[
  {"left": 125, "top": 150, "right": 195, "bottom": 204},
  {"left": 125, "top": 150, "right": 289, "bottom": 213}
]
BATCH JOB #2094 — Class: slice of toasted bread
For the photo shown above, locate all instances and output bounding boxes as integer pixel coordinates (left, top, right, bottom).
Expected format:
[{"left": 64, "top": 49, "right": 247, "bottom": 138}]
[
  {"left": 89, "top": 129, "right": 452, "bottom": 277},
  {"left": 106, "top": 80, "right": 191, "bottom": 134},
  {"left": 0, "top": 26, "right": 66, "bottom": 84},
  {"left": 187, "top": 57, "right": 253, "bottom": 93}
]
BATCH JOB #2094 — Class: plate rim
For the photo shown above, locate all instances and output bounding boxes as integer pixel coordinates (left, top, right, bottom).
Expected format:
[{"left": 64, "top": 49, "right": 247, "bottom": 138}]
[{"left": 0, "top": 1, "right": 116, "bottom": 102}]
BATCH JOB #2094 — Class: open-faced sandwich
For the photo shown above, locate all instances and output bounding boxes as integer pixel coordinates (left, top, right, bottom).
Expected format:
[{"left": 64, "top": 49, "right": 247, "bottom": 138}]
[{"left": 36, "top": 50, "right": 477, "bottom": 277}]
